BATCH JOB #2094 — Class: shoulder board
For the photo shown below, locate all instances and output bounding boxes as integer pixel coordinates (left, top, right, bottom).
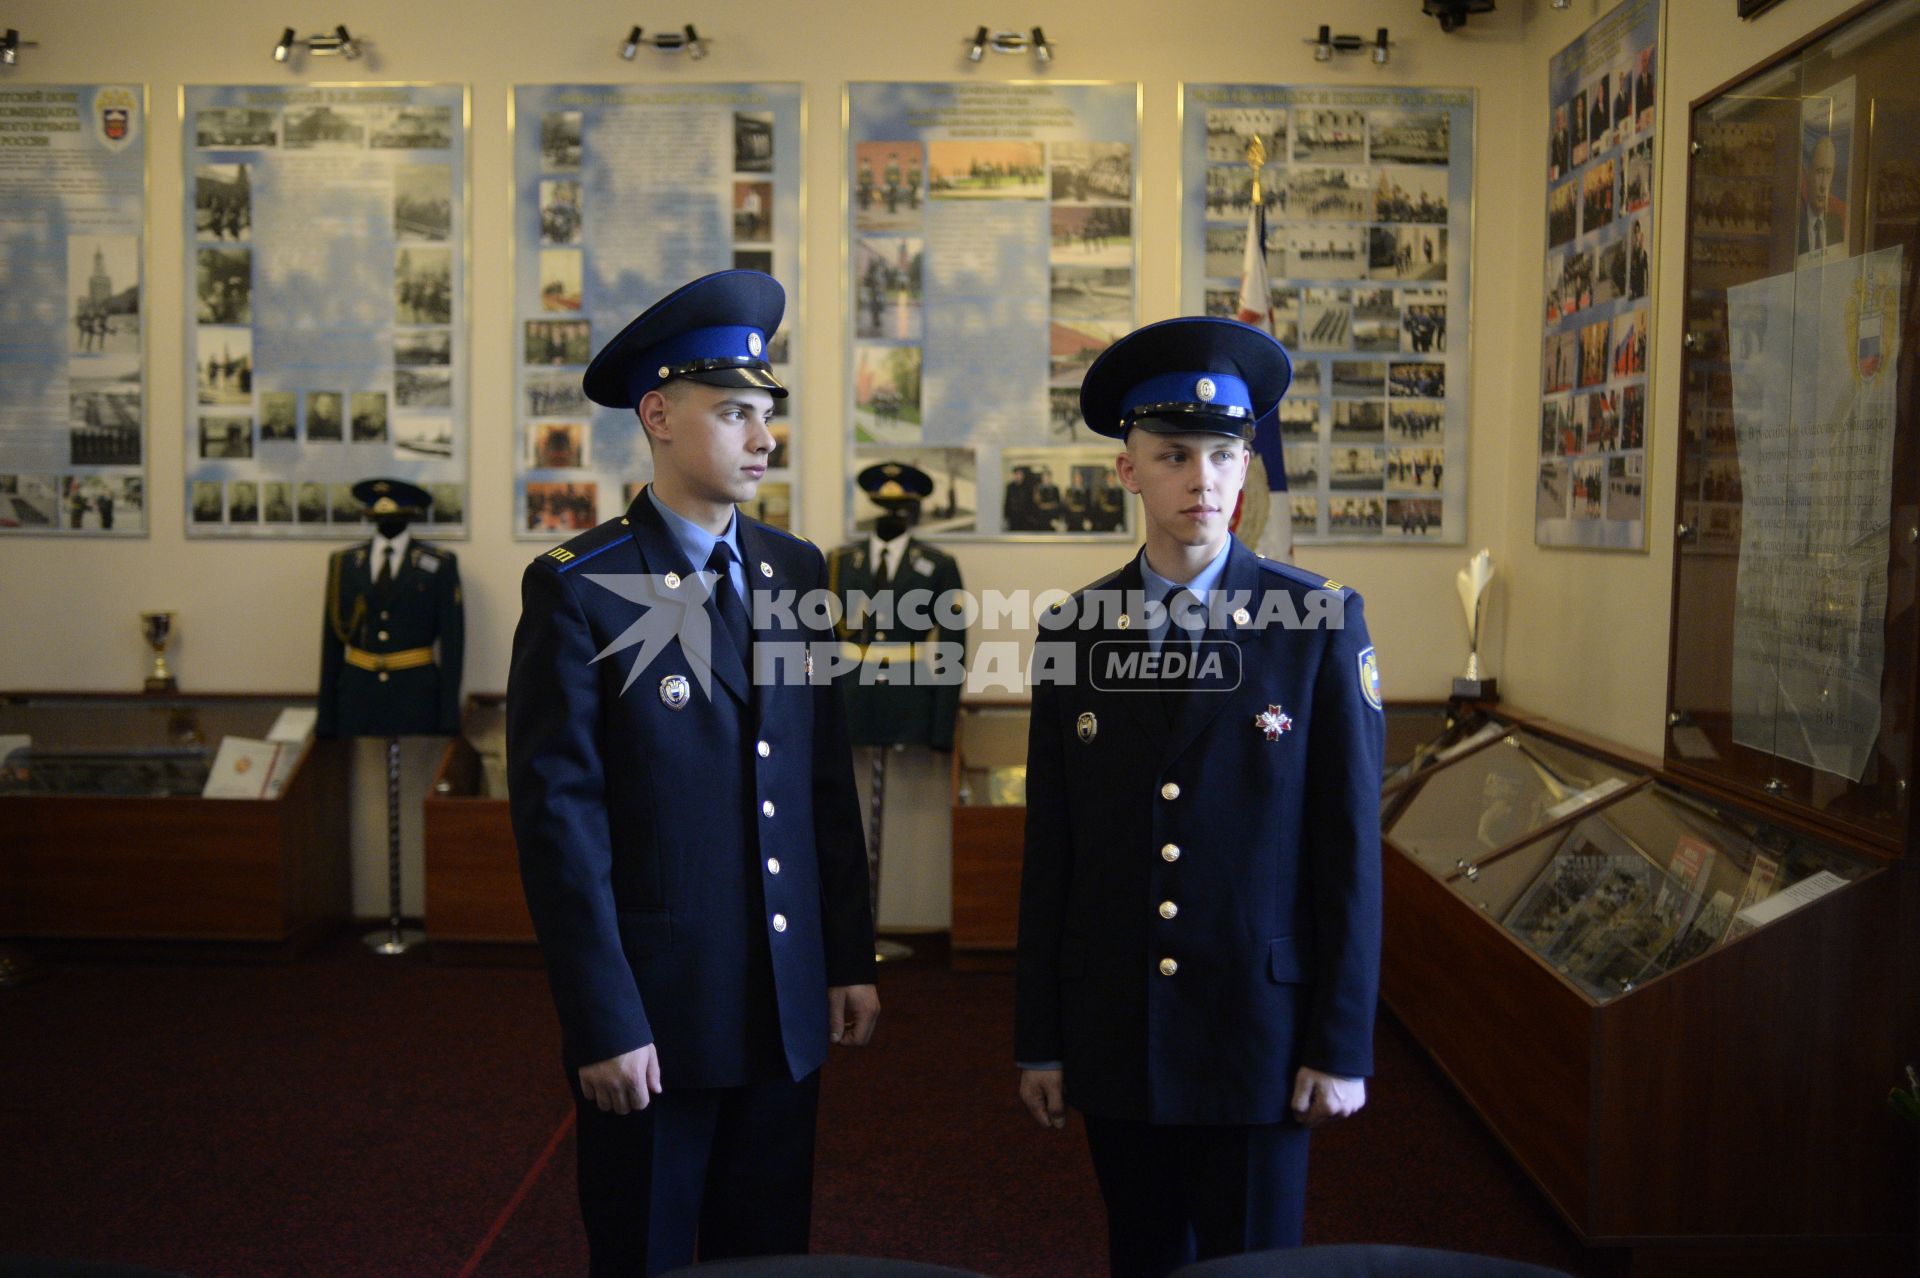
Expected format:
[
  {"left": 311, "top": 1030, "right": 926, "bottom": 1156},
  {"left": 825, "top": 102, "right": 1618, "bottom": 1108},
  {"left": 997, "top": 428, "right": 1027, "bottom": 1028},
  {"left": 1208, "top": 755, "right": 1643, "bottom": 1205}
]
[
  {"left": 1256, "top": 557, "right": 1356, "bottom": 595},
  {"left": 538, "top": 517, "right": 632, "bottom": 573},
  {"left": 753, "top": 519, "right": 810, "bottom": 547}
]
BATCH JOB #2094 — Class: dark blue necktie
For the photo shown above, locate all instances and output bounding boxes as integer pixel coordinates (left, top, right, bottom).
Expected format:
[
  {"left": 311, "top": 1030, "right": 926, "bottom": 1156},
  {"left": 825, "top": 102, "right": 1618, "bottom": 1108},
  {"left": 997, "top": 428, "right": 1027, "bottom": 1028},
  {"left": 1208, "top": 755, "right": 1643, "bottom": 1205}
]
[{"left": 705, "top": 541, "right": 751, "bottom": 668}]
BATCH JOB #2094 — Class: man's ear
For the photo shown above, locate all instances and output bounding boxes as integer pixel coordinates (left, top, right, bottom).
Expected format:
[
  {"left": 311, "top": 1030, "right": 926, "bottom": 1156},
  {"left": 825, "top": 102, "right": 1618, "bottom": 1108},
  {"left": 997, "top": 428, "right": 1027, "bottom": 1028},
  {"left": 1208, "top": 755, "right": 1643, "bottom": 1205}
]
[
  {"left": 1114, "top": 447, "right": 1141, "bottom": 496},
  {"left": 636, "top": 389, "right": 671, "bottom": 446}
]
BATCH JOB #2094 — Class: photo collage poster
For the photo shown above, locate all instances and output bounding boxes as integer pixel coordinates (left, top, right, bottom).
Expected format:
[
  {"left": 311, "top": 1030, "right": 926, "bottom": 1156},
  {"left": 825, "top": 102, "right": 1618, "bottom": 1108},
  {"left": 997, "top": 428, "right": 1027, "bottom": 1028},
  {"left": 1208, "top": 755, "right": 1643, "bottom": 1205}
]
[
  {"left": 512, "top": 84, "right": 802, "bottom": 538},
  {"left": 1537, "top": 0, "right": 1660, "bottom": 550},
  {"left": 0, "top": 85, "right": 147, "bottom": 535},
  {"left": 845, "top": 82, "right": 1139, "bottom": 540},
  {"left": 180, "top": 84, "right": 469, "bottom": 537},
  {"left": 1181, "top": 84, "right": 1475, "bottom": 548}
]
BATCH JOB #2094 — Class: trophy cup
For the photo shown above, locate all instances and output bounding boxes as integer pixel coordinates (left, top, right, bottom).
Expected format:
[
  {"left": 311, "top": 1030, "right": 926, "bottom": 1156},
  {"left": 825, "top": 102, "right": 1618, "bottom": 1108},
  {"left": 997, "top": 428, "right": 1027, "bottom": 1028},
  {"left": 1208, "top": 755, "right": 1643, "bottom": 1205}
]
[
  {"left": 1451, "top": 550, "right": 1498, "bottom": 701},
  {"left": 140, "top": 611, "right": 178, "bottom": 693}
]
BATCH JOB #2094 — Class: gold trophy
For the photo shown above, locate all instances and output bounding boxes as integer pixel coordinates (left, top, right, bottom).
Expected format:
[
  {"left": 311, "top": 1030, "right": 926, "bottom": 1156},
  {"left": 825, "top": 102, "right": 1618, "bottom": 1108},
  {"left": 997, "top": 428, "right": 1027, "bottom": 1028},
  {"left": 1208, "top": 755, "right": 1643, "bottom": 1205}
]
[
  {"left": 141, "top": 611, "right": 178, "bottom": 693},
  {"left": 1451, "top": 550, "right": 1498, "bottom": 701}
]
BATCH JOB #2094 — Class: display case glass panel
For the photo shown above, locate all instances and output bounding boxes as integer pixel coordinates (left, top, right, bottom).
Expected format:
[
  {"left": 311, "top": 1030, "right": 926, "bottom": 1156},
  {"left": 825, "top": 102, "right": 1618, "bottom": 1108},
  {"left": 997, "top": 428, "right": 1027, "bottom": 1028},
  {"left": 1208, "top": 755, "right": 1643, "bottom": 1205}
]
[
  {"left": 1387, "top": 729, "right": 1639, "bottom": 875},
  {"left": 955, "top": 702, "right": 1029, "bottom": 807},
  {"left": 1671, "top": 0, "right": 1920, "bottom": 849},
  {"left": 0, "top": 694, "right": 310, "bottom": 797},
  {"left": 1448, "top": 780, "right": 1874, "bottom": 1002}
]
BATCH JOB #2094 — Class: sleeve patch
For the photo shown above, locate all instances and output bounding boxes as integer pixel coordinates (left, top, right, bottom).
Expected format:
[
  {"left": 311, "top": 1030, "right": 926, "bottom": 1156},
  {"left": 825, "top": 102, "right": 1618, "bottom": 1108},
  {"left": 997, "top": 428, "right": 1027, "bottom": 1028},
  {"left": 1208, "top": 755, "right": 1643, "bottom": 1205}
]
[{"left": 1358, "top": 646, "right": 1383, "bottom": 711}]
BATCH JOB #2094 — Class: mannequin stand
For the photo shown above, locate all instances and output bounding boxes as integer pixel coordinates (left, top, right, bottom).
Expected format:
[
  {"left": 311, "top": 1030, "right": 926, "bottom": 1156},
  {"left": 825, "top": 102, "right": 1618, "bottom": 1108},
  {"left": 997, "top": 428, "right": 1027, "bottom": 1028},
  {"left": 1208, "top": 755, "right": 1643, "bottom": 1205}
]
[
  {"left": 364, "top": 736, "right": 424, "bottom": 955},
  {"left": 868, "top": 745, "right": 913, "bottom": 962}
]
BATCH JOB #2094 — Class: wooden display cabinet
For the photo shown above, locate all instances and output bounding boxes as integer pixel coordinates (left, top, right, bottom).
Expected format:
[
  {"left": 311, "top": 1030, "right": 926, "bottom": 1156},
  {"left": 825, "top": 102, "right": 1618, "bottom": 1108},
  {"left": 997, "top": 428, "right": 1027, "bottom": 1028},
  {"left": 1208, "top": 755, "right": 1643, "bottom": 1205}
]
[
  {"left": 1381, "top": 707, "right": 1917, "bottom": 1275},
  {"left": 0, "top": 692, "right": 348, "bottom": 954},
  {"left": 423, "top": 693, "right": 535, "bottom": 956},
  {"left": 948, "top": 696, "right": 1030, "bottom": 969}
]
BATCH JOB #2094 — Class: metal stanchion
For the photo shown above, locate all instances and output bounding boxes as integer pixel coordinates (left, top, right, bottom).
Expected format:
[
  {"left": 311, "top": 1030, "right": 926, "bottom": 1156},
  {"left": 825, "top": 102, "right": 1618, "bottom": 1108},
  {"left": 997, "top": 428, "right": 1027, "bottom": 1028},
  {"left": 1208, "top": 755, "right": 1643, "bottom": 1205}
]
[
  {"left": 364, "top": 736, "right": 423, "bottom": 954},
  {"left": 867, "top": 745, "right": 912, "bottom": 962}
]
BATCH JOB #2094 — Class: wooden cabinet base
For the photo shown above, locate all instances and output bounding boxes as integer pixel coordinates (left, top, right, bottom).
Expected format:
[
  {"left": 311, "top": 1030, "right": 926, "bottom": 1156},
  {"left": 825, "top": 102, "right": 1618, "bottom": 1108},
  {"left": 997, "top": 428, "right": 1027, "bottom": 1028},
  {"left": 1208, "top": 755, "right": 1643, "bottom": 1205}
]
[
  {"left": 424, "top": 734, "right": 535, "bottom": 944},
  {"left": 0, "top": 738, "right": 349, "bottom": 952}
]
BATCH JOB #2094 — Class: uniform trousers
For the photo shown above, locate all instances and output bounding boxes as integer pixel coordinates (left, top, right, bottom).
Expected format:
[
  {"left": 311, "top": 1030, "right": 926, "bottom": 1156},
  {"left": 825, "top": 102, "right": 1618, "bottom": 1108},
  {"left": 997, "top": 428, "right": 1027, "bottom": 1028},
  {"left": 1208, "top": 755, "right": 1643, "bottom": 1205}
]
[
  {"left": 570, "top": 1068, "right": 820, "bottom": 1277},
  {"left": 1082, "top": 1112, "right": 1311, "bottom": 1278}
]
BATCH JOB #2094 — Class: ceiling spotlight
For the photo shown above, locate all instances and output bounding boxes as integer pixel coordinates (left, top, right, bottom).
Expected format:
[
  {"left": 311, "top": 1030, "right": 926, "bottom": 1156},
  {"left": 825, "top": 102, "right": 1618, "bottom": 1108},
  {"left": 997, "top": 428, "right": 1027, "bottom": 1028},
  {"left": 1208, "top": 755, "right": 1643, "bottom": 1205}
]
[
  {"left": 335, "top": 25, "right": 360, "bottom": 59},
  {"left": 1312, "top": 23, "right": 1333, "bottom": 61},
  {"left": 1373, "top": 27, "right": 1391, "bottom": 64},
  {"left": 684, "top": 24, "right": 706, "bottom": 59},
  {"left": 273, "top": 27, "right": 296, "bottom": 62},
  {"left": 1032, "top": 26, "right": 1052, "bottom": 64},
  {"left": 0, "top": 28, "right": 35, "bottom": 65},
  {"left": 968, "top": 25, "right": 988, "bottom": 62},
  {"left": 615, "top": 23, "right": 710, "bottom": 59},
  {"left": 621, "top": 25, "right": 642, "bottom": 59}
]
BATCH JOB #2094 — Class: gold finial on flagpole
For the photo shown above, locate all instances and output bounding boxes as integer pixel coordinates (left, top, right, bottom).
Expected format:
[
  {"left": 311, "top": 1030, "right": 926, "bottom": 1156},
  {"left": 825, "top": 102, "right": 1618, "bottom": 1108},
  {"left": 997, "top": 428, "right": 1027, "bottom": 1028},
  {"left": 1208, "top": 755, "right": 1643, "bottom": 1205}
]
[{"left": 1246, "top": 135, "right": 1266, "bottom": 204}]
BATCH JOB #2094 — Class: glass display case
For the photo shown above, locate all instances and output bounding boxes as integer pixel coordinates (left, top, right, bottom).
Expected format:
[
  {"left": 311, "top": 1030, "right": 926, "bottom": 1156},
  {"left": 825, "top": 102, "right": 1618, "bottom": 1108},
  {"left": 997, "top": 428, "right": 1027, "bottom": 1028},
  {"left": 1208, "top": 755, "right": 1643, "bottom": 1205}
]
[
  {"left": 1380, "top": 706, "right": 1913, "bottom": 1264},
  {"left": 0, "top": 692, "right": 348, "bottom": 949},
  {"left": 424, "top": 694, "right": 533, "bottom": 950},
  {"left": 1671, "top": 0, "right": 1920, "bottom": 853}
]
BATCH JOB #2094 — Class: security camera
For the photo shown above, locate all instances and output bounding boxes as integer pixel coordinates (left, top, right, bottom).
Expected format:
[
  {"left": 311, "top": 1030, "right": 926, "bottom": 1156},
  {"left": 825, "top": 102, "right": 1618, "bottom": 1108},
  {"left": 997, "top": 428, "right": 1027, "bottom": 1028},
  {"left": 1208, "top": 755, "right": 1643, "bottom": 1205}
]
[{"left": 1422, "top": 0, "right": 1495, "bottom": 33}]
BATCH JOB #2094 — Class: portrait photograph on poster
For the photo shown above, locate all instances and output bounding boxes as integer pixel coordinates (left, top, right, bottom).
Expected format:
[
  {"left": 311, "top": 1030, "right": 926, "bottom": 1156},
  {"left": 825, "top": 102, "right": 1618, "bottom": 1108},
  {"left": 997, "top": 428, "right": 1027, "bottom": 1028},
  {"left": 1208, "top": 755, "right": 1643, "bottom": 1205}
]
[
  {"left": 305, "top": 390, "right": 343, "bottom": 442},
  {"left": 195, "top": 247, "right": 250, "bottom": 325},
  {"left": 190, "top": 480, "right": 223, "bottom": 524},
  {"left": 538, "top": 180, "right": 583, "bottom": 249},
  {"left": 350, "top": 392, "right": 389, "bottom": 443},
  {"left": 260, "top": 392, "right": 297, "bottom": 441},
  {"left": 228, "top": 481, "right": 259, "bottom": 523},
  {"left": 527, "top": 422, "right": 588, "bottom": 470}
]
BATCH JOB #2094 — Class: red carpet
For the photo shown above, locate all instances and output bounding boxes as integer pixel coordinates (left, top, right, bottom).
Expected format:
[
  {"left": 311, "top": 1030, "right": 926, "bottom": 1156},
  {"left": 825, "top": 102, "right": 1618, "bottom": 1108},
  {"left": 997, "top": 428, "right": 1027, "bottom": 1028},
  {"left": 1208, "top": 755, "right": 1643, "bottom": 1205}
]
[{"left": 0, "top": 935, "right": 1600, "bottom": 1277}]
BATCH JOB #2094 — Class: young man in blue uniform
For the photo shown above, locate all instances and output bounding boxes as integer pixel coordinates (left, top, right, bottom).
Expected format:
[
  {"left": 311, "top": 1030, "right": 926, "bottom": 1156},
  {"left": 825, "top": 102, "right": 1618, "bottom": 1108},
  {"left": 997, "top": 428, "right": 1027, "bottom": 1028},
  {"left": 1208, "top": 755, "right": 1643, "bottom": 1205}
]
[
  {"left": 1015, "top": 316, "right": 1384, "bottom": 1278},
  {"left": 507, "top": 270, "right": 879, "bottom": 1276}
]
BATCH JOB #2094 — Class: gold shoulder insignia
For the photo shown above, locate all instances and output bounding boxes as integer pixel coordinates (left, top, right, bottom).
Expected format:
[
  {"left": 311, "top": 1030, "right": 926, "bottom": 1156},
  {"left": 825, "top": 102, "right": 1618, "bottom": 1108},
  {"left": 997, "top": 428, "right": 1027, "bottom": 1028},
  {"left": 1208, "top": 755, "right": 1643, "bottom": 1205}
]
[
  {"left": 548, "top": 547, "right": 576, "bottom": 563},
  {"left": 1322, "top": 579, "right": 1343, "bottom": 590}
]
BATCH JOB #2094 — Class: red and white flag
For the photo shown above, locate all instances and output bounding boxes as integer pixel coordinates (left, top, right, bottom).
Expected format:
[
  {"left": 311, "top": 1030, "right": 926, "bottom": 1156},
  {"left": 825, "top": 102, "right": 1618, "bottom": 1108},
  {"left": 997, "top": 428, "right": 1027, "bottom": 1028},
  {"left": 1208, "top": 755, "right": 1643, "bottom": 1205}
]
[
  {"left": 1228, "top": 200, "right": 1293, "bottom": 561},
  {"left": 1236, "top": 203, "right": 1273, "bottom": 331}
]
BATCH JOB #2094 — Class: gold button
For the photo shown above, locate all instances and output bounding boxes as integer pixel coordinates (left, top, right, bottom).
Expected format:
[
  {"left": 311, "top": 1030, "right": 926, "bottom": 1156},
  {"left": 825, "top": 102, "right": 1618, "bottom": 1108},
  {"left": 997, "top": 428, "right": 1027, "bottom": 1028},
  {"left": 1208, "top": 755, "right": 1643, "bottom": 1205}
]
[
  {"left": 1159, "top": 957, "right": 1178, "bottom": 976},
  {"left": 767, "top": 858, "right": 780, "bottom": 875},
  {"left": 665, "top": 572, "right": 681, "bottom": 589},
  {"left": 1160, "top": 781, "right": 1181, "bottom": 801},
  {"left": 762, "top": 800, "right": 776, "bottom": 818},
  {"left": 380, "top": 611, "right": 390, "bottom": 620},
  {"left": 757, "top": 740, "right": 771, "bottom": 758},
  {"left": 377, "top": 672, "right": 389, "bottom": 683},
  {"left": 772, "top": 913, "right": 787, "bottom": 932},
  {"left": 1159, "top": 901, "right": 1178, "bottom": 920},
  {"left": 1161, "top": 843, "right": 1181, "bottom": 862},
  {"left": 378, "top": 630, "right": 389, "bottom": 641}
]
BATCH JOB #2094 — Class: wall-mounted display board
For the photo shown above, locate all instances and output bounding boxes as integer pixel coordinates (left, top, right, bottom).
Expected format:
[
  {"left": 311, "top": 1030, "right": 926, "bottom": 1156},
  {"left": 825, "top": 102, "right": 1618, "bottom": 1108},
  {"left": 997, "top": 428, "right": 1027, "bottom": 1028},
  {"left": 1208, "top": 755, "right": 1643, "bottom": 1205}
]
[
  {"left": 1669, "top": 0, "right": 1919, "bottom": 856},
  {"left": 1536, "top": 0, "right": 1661, "bottom": 551},
  {"left": 843, "top": 81, "right": 1138, "bottom": 540},
  {"left": 0, "top": 85, "right": 148, "bottom": 536},
  {"left": 179, "top": 84, "right": 469, "bottom": 537},
  {"left": 511, "top": 84, "right": 803, "bottom": 538},
  {"left": 1179, "top": 83, "right": 1474, "bottom": 548}
]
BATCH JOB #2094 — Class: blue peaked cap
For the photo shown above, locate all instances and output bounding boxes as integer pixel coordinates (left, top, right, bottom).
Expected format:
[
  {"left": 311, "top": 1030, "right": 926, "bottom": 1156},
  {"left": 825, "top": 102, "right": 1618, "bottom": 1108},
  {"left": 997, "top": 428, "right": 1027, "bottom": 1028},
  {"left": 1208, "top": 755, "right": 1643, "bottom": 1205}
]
[
  {"left": 1079, "top": 316, "right": 1293, "bottom": 440},
  {"left": 583, "top": 269, "right": 788, "bottom": 409}
]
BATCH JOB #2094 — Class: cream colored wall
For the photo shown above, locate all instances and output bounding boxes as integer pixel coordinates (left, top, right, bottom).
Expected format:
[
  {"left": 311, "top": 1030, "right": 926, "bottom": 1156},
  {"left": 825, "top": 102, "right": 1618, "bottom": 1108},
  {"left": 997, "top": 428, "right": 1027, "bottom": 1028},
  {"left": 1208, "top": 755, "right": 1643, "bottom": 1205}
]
[{"left": 0, "top": 0, "right": 1864, "bottom": 921}]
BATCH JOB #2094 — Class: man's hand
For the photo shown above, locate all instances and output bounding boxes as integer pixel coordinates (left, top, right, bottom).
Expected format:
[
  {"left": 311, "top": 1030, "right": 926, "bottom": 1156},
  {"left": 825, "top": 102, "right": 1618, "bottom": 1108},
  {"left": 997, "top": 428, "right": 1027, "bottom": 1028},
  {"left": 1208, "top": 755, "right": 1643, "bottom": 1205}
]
[
  {"left": 1290, "top": 1067, "right": 1365, "bottom": 1128},
  {"left": 578, "top": 1044, "right": 661, "bottom": 1115},
  {"left": 829, "top": 984, "right": 880, "bottom": 1046},
  {"left": 1020, "top": 1068, "right": 1066, "bottom": 1130}
]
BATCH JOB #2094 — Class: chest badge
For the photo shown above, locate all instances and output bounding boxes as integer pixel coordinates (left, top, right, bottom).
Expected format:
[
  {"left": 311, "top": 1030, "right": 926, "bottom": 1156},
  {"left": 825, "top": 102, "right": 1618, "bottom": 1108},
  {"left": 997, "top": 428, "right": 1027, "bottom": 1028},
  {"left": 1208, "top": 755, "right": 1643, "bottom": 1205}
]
[
  {"left": 659, "top": 674, "right": 691, "bottom": 710},
  {"left": 760, "top": 560, "right": 774, "bottom": 578},
  {"left": 1254, "top": 704, "right": 1293, "bottom": 741},
  {"left": 1076, "top": 711, "right": 1098, "bottom": 744}
]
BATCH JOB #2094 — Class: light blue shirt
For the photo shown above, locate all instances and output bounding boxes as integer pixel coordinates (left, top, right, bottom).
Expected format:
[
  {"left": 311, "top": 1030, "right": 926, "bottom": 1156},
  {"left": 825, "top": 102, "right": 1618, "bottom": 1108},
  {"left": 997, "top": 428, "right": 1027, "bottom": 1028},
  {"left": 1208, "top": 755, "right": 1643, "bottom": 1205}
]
[
  {"left": 646, "top": 485, "right": 746, "bottom": 602},
  {"left": 1139, "top": 538, "right": 1232, "bottom": 646}
]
